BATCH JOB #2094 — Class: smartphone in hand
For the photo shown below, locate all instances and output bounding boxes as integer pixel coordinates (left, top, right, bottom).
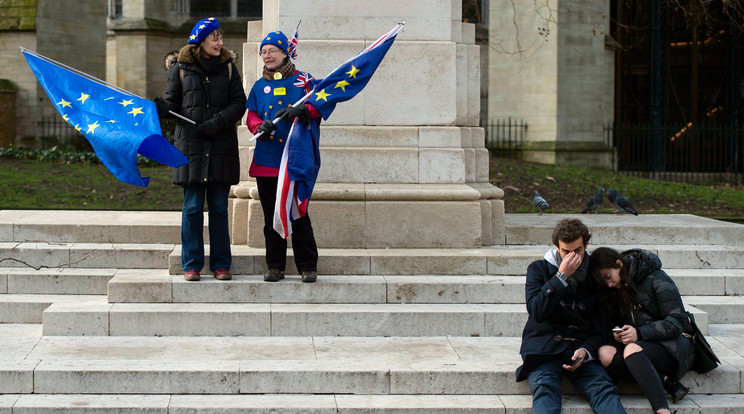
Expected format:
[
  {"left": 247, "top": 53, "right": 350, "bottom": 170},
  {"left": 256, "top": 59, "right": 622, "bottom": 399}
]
[{"left": 612, "top": 328, "right": 624, "bottom": 333}]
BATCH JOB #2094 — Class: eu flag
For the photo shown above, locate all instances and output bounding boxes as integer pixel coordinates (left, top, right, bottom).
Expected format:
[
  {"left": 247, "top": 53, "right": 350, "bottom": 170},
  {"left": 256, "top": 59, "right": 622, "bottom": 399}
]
[
  {"left": 22, "top": 48, "right": 187, "bottom": 187},
  {"left": 272, "top": 23, "right": 403, "bottom": 238}
]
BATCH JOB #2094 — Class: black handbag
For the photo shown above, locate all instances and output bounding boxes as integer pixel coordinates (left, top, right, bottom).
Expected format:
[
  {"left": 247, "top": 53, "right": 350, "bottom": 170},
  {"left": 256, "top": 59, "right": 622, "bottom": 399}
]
[{"left": 684, "top": 311, "right": 720, "bottom": 374}]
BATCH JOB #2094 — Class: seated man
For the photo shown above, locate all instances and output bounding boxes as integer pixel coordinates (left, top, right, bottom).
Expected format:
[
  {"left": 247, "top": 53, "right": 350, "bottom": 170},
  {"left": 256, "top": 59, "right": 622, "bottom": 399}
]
[{"left": 516, "top": 218, "right": 626, "bottom": 413}]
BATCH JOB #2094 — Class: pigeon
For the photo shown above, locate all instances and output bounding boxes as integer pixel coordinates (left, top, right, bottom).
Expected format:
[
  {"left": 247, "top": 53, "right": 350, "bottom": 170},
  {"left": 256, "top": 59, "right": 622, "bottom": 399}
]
[
  {"left": 532, "top": 190, "right": 552, "bottom": 215},
  {"left": 582, "top": 187, "right": 604, "bottom": 214},
  {"left": 607, "top": 188, "right": 639, "bottom": 215}
]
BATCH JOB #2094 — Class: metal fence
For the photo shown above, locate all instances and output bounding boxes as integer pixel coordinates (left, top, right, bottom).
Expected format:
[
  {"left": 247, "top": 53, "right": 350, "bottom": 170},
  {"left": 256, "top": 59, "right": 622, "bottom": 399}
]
[
  {"left": 36, "top": 116, "right": 89, "bottom": 151},
  {"left": 483, "top": 118, "right": 527, "bottom": 159},
  {"left": 606, "top": 123, "right": 744, "bottom": 184}
]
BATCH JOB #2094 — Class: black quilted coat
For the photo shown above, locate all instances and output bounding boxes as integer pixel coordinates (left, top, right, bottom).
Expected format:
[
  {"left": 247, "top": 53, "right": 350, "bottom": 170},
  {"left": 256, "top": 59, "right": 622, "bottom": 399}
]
[
  {"left": 619, "top": 249, "right": 696, "bottom": 380},
  {"left": 162, "top": 45, "right": 246, "bottom": 185}
]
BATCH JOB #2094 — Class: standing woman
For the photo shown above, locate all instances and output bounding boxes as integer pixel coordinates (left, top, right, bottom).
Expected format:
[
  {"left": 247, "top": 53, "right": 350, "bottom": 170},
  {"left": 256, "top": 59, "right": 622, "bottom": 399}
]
[
  {"left": 154, "top": 17, "right": 246, "bottom": 281},
  {"left": 245, "top": 30, "right": 320, "bottom": 283},
  {"left": 590, "top": 248, "right": 695, "bottom": 414}
]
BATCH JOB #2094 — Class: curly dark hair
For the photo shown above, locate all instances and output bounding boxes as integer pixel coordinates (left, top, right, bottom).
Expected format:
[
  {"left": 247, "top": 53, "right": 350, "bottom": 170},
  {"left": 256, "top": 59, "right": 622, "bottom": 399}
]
[{"left": 551, "top": 218, "right": 591, "bottom": 247}]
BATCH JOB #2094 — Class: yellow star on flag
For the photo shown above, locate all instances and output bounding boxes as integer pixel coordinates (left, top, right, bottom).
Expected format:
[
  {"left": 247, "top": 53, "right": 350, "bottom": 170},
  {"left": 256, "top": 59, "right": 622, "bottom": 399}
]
[
  {"left": 190, "top": 34, "right": 197, "bottom": 41},
  {"left": 62, "top": 114, "right": 70, "bottom": 122},
  {"left": 76, "top": 92, "right": 90, "bottom": 104},
  {"left": 128, "top": 107, "right": 144, "bottom": 117},
  {"left": 335, "top": 80, "right": 350, "bottom": 92},
  {"left": 57, "top": 99, "right": 71, "bottom": 108},
  {"left": 74, "top": 124, "right": 81, "bottom": 132},
  {"left": 315, "top": 89, "right": 330, "bottom": 102},
  {"left": 199, "top": 24, "right": 206, "bottom": 29},
  {"left": 106, "top": 120, "right": 117, "bottom": 123},
  {"left": 346, "top": 65, "right": 360, "bottom": 78},
  {"left": 119, "top": 99, "right": 133, "bottom": 107},
  {"left": 86, "top": 121, "right": 100, "bottom": 134},
  {"left": 269, "top": 105, "right": 273, "bottom": 109}
]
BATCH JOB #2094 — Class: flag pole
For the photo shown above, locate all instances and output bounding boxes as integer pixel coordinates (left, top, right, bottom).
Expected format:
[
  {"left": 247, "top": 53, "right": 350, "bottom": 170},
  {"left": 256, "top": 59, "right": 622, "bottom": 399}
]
[{"left": 168, "top": 110, "right": 196, "bottom": 125}]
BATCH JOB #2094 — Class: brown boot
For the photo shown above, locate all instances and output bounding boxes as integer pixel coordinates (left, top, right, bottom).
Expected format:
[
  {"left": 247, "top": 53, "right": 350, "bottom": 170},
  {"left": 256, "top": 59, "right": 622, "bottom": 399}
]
[
  {"left": 184, "top": 270, "right": 200, "bottom": 281},
  {"left": 301, "top": 271, "right": 317, "bottom": 283},
  {"left": 264, "top": 269, "right": 285, "bottom": 282},
  {"left": 214, "top": 269, "right": 232, "bottom": 280}
]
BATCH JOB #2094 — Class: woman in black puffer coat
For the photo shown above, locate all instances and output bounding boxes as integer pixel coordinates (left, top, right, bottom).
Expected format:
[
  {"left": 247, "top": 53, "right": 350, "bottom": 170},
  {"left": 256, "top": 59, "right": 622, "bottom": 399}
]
[
  {"left": 154, "top": 17, "right": 246, "bottom": 281},
  {"left": 590, "top": 248, "right": 696, "bottom": 414}
]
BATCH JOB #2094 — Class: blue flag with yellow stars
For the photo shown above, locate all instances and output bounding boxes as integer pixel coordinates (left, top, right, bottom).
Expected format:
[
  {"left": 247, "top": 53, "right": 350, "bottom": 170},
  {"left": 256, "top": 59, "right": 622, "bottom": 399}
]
[
  {"left": 307, "top": 22, "right": 404, "bottom": 120},
  {"left": 22, "top": 48, "right": 188, "bottom": 187}
]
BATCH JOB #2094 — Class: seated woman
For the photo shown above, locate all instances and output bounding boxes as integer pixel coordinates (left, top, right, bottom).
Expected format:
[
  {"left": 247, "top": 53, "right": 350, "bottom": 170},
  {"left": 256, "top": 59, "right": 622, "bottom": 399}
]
[{"left": 589, "top": 247, "right": 696, "bottom": 414}]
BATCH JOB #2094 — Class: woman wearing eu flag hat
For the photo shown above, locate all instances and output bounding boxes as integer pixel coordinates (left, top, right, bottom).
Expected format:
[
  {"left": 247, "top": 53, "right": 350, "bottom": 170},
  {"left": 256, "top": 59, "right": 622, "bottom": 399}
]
[
  {"left": 246, "top": 30, "right": 320, "bottom": 283},
  {"left": 154, "top": 17, "right": 246, "bottom": 281}
]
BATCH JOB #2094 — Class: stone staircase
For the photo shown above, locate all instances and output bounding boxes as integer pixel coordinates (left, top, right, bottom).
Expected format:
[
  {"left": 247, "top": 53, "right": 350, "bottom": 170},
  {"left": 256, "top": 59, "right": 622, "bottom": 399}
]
[{"left": 2, "top": 210, "right": 744, "bottom": 412}]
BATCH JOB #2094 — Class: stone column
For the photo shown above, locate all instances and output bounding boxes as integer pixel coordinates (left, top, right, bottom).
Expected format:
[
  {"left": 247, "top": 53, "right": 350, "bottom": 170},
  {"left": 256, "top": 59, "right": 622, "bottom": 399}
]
[
  {"left": 231, "top": 0, "right": 504, "bottom": 248},
  {"left": 488, "top": 0, "right": 614, "bottom": 169}
]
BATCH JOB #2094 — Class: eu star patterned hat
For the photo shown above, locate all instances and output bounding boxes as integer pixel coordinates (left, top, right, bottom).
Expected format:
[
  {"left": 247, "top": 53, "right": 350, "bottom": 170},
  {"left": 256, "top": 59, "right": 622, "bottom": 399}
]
[
  {"left": 260, "top": 31, "right": 289, "bottom": 56},
  {"left": 188, "top": 17, "right": 220, "bottom": 45}
]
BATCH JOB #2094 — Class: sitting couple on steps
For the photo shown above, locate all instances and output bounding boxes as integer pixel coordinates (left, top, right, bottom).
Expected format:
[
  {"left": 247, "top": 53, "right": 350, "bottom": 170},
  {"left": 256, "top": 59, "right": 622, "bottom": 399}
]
[{"left": 516, "top": 218, "right": 695, "bottom": 414}]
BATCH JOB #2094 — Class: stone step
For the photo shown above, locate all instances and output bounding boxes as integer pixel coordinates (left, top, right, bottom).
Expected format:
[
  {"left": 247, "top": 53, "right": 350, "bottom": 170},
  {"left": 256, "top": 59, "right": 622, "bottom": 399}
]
[
  {"left": 0, "top": 210, "right": 194, "bottom": 244},
  {"left": 3, "top": 241, "right": 742, "bottom": 275},
  {"left": 0, "top": 242, "right": 174, "bottom": 269},
  {"left": 0, "top": 267, "right": 115, "bottom": 295},
  {"left": 107, "top": 269, "right": 744, "bottom": 304},
  {"left": 2, "top": 393, "right": 743, "bottom": 413},
  {"left": 506, "top": 214, "right": 744, "bottom": 246},
  {"left": 2, "top": 334, "right": 738, "bottom": 395},
  {"left": 0, "top": 294, "right": 103, "bottom": 323},
  {"left": 667, "top": 269, "right": 744, "bottom": 296},
  {"left": 108, "top": 270, "right": 526, "bottom": 304},
  {"left": 4, "top": 211, "right": 742, "bottom": 249},
  {"left": 41, "top": 296, "right": 711, "bottom": 337},
  {"left": 168, "top": 244, "right": 744, "bottom": 276},
  {"left": 682, "top": 296, "right": 744, "bottom": 323}
]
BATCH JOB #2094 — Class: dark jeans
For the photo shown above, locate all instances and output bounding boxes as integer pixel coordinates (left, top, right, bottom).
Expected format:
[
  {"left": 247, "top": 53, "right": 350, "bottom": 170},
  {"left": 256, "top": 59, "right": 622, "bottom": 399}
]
[
  {"left": 256, "top": 176, "right": 318, "bottom": 273},
  {"left": 527, "top": 358, "right": 627, "bottom": 414},
  {"left": 181, "top": 183, "right": 231, "bottom": 272}
]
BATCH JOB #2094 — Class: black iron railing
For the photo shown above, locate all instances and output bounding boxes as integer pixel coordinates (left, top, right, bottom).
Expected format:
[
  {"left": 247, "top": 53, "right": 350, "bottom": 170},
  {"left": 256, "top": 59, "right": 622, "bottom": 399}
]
[
  {"left": 482, "top": 118, "right": 527, "bottom": 159},
  {"left": 606, "top": 123, "right": 744, "bottom": 183}
]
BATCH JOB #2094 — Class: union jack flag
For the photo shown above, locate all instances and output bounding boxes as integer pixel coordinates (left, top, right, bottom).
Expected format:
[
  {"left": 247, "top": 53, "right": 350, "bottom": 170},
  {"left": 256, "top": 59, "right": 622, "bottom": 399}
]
[
  {"left": 287, "top": 25, "right": 299, "bottom": 60},
  {"left": 293, "top": 71, "right": 314, "bottom": 92}
]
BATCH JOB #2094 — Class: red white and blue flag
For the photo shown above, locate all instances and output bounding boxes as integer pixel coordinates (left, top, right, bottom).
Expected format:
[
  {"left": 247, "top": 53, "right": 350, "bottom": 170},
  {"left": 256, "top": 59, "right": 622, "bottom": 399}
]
[
  {"left": 287, "top": 22, "right": 300, "bottom": 60},
  {"left": 273, "top": 22, "right": 404, "bottom": 238}
]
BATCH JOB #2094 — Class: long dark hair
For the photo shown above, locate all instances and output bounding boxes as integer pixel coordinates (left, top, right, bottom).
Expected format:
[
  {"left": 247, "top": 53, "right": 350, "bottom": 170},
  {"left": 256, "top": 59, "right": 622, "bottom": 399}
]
[{"left": 590, "top": 247, "right": 636, "bottom": 323}]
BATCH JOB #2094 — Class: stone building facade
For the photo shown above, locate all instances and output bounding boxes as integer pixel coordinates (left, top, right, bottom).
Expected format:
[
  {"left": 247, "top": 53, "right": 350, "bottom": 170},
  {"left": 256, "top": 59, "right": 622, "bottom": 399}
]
[{"left": 0, "top": 0, "right": 106, "bottom": 140}]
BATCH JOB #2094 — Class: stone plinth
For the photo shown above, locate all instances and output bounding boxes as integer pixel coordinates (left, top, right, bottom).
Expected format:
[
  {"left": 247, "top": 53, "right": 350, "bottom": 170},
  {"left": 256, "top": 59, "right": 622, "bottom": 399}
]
[{"left": 233, "top": 0, "right": 504, "bottom": 249}]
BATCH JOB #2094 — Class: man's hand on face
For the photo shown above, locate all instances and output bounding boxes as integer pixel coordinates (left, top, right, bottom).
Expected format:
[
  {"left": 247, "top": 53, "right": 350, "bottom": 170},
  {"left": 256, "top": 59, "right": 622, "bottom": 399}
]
[{"left": 558, "top": 251, "right": 582, "bottom": 275}]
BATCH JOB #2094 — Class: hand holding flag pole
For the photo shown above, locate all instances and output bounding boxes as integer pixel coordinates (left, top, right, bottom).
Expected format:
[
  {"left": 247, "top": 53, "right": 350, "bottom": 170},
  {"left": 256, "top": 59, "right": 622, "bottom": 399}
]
[{"left": 248, "top": 89, "right": 314, "bottom": 142}]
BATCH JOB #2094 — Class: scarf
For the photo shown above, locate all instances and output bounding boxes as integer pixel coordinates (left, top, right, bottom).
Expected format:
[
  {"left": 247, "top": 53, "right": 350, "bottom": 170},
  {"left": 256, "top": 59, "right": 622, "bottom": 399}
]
[{"left": 263, "top": 58, "right": 295, "bottom": 81}]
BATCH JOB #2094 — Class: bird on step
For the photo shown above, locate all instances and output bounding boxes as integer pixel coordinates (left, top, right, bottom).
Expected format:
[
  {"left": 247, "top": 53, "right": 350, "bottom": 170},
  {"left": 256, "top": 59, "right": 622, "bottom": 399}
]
[
  {"left": 582, "top": 187, "right": 604, "bottom": 214},
  {"left": 532, "top": 190, "right": 552, "bottom": 215},
  {"left": 608, "top": 188, "right": 639, "bottom": 215}
]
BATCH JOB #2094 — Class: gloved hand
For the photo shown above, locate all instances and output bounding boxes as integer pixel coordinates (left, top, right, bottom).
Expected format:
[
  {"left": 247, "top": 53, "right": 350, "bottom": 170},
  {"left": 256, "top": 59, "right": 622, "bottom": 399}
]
[
  {"left": 153, "top": 98, "right": 169, "bottom": 118},
  {"left": 275, "top": 104, "right": 309, "bottom": 121},
  {"left": 256, "top": 119, "right": 276, "bottom": 138},
  {"left": 196, "top": 114, "right": 226, "bottom": 137}
]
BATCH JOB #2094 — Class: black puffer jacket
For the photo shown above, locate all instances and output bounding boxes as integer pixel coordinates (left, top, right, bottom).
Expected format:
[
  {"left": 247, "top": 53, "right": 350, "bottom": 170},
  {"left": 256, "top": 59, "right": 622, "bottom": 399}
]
[
  {"left": 622, "top": 249, "right": 696, "bottom": 380},
  {"left": 163, "top": 45, "right": 246, "bottom": 185}
]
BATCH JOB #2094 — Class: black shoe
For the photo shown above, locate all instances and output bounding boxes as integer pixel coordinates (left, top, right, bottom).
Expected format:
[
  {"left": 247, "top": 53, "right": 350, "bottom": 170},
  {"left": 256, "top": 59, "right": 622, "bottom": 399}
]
[
  {"left": 264, "top": 269, "right": 285, "bottom": 282},
  {"left": 301, "top": 270, "right": 317, "bottom": 283},
  {"left": 663, "top": 378, "right": 689, "bottom": 403}
]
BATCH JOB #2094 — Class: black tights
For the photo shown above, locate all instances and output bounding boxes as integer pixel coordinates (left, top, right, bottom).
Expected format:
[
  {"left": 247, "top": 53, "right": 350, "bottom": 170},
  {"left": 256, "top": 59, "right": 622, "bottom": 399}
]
[{"left": 605, "top": 341, "right": 677, "bottom": 412}]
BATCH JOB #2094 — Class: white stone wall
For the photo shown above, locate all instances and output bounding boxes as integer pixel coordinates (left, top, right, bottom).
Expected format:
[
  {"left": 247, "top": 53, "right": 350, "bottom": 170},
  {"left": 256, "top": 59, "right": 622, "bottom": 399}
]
[
  {"left": 0, "top": 32, "right": 38, "bottom": 139},
  {"left": 488, "top": 0, "right": 613, "bottom": 162}
]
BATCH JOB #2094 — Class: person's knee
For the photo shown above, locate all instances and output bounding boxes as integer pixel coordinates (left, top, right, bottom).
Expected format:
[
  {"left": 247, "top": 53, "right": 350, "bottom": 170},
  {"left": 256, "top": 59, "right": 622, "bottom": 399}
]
[
  {"left": 623, "top": 343, "right": 643, "bottom": 358},
  {"left": 599, "top": 345, "right": 616, "bottom": 367}
]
